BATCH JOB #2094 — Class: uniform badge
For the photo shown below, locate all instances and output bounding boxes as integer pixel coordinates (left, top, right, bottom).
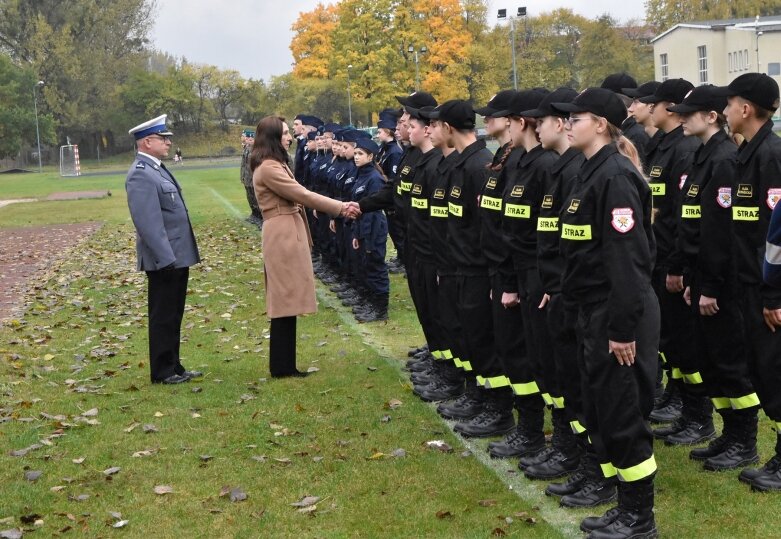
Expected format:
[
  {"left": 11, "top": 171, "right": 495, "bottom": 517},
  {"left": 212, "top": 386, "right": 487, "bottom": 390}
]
[
  {"left": 510, "top": 185, "right": 525, "bottom": 198},
  {"left": 717, "top": 187, "right": 732, "bottom": 208},
  {"left": 135, "top": 162, "right": 145, "bottom": 169},
  {"left": 433, "top": 188, "right": 445, "bottom": 199},
  {"left": 400, "top": 165, "right": 411, "bottom": 176},
  {"left": 567, "top": 199, "right": 580, "bottom": 213},
  {"left": 611, "top": 208, "right": 635, "bottom": 233},
  {"left": 542, "top": 195, "right": 553, "bottom": 209},
  {"left": 649, "top": 166, "right": 662, "bottom": 178},
  {"left": 768, "top": 188, "right": 781, "bottom": 210},
  {"left": 686, "top": 184, "right": 699, "bottom": 197},
  {"left": 450, "top": 186, "right": 461, "bottom": 199},
  {"left": 355, "top": 185, "right": 366, "bottom": 194},
  {"left": 392, "top": 165, "right": 398, "bottom": 174},
  {"left": 411, "top": 184, "right": 422, "bottom": 195},
  {"left": 737, "top": 184, "right": 753, "bottom": 198},
  {"left": 486, "top": 177, "right": 498, "bottom": 190},
  {"left": 679, "top": 174, "right": 688, "bottom": 190}
]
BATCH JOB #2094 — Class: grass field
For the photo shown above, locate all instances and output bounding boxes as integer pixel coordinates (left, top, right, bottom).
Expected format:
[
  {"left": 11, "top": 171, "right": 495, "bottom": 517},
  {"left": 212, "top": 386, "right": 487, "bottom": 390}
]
[{"left": 1, "top": 167, "right": 780, "bottom": 538}]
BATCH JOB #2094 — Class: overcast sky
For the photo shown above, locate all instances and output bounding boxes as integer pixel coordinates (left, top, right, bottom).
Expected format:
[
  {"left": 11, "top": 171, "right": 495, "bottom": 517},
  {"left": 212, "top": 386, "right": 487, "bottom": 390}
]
[{"left": 151, "top": 0, "right": 647, "bottom": 81}]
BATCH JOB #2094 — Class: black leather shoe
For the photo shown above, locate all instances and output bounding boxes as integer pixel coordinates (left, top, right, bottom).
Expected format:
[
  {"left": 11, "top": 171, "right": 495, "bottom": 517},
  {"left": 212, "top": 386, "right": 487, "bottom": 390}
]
[
  {"left": 665, "top": 419, "right": 715, "bottom": 446},
  {"left": 703, "top": 441, "right": 759, "bottom": 471},
  {"left": 649, "top": 392, "right": 682, "bottom": 423},
  {"left": 417, "top": 380, "right": 464, "bottom": 402},
  {"left": 740, "top": 455, "right": 781, "bottom": 484},
  {"left": 184, "top": 370, "right": 203, "bottom": 379},
  {"left": 546, "top": 470, "right": 586, "bottom": 497},
  {"left": 524, "top": 448, "right": 580, "bottom": 480},
  {"left": 587, "top": 510, "right": 657, "bottom": 539},
  {"left": 489, "top": 431, "right": 545, "bottom": 459},
  {"left": 454, "top": 410, "right": 515, "bottom": 438},
  {"left": 751, "top": 468, "right": 781, "bottom": 491},
  {"left": 153, "top": 374, "right": 190, "bottom": 384},
  {"left": 408, "top": 357, "right": 435, "bottom": 372},
  {"left": 271, "top": 370, "right": 310, "bottom": 379},
  {"left": 580, "top": 506, "right": 622, "bottom": 532},
  {"left": 437, "top": 393, "right": 483, "bottom": 420},
  {"left": 652, "top": 416, "right": 686, "bottom": 439},
  {"left": 690, "top": 434, "right": 730, "bottom": 462},
  {"left": 519, "top": 445, "right": 556, "bottom": 469},
  {"left": 560, "top": 480, "right": 617, "bottom": 508}
]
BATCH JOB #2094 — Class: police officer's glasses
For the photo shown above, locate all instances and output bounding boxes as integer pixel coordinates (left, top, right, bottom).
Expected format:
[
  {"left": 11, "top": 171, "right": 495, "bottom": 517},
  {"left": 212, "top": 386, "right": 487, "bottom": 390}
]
[{"left": 150, "top": 134, "right": 172, "bottom": 143}]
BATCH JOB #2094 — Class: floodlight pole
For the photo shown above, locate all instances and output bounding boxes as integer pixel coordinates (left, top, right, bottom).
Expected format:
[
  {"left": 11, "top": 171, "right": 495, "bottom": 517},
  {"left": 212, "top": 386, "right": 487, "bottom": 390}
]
[
  {"left": 408, "top": 45, "right": 427, "bottom": 91},
  {"left": 347, "top": 64, "right": 353, "bottom": 126},
  {"left": 33, "top": 80, "right": 44, "bottom": 172}
]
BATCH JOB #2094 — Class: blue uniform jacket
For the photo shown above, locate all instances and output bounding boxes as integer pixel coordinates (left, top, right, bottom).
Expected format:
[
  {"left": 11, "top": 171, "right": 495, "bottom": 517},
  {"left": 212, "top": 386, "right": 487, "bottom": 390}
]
[
  {"left": 378, "top": 140, "right": 403, "bottom": 181},
  {"left": 352, "top": 164, "right": 388, "bottom": 244}
]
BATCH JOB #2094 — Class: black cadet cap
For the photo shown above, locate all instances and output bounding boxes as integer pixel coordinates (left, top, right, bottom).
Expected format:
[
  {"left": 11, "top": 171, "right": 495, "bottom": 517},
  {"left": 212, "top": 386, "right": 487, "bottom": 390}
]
[
  {"left": 395, "top": 91, "right": 437, "bottom": 109},
  {"left": 713, "top": 72, "right": 780, "bottom": 111},
  {"left": 491, "top": 89, "right": 546, "bottom": 117},
  {"left": 522, "top": 87, "right": 579, "bottom": 118},
  {"left": 474, "top": 89, "right": 516, "bottom": 116},
  {"left": 601, "top": 73, "right": 637, "bottom": 95},
  {"left": 551, "top": 87, "right": 628, "bottom": 129},
  {"left": 667, "top": 85, "right": 727, "bottom": 114},
  {"left": 424, "top": 100, "right": 476, "bottom": 130},
  {"left": 623, "top": 81, "right": 662, "bottom": 99},
  {"left": 405, "top": 105, "right": 435, "bottom": 122},
  {"left": 638, "top": 78, "right": 694, "bottom": 104}
]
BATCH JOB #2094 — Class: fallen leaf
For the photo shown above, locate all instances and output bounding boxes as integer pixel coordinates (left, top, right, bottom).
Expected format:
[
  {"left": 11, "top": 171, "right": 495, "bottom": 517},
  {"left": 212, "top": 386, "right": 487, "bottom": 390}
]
[
  {"left": 199, "top": 455, "right": 213, "bottom": 462},
  {"left": 425, "top": 440, "right": 453, "bottom": 453},
  {"left": 367, "top": 366, "right": 378, "bottom": 372},
  {"left": 525, "top": 517, "right": 537, "bottom": 525},
  {"left": 0, "top": 529, "right": 22, "bottom": 539},
  {"left": 50, "top": 486, "right": 66, "bottom": 492},
  {"left": 113, "top": 520, "right": 129, "bottom": 528},
  {"left": 367, "top": 452, "right": 385, "bottom": 460},
  {"left": 492, "top": 528, "right": 507, "bottom": 536},
  {"left": 132, "top": 449, "right": 157, "bottom": 458},
  {"left": 306, "top": 366, "right": 320, "bottom": 373},
  {"left": 103, "top": 466, "right": 121, "bottom": 476},
  {"left": 72, "top": 457, "right": 86, "bottom": 464},
  {"left": 436, "top": 510, "right": 453, "bottom": 519},
  {"left": 478, "top": 499, "right": 497, "bottom": 507},
  {"left": 153, "top": 411, "right": 164, "bottom": 417},
  {"left": 24, "top": 470, "right": 43, "bottom": 481},
  {"left": 297, "top": 505, "right": 317, "bottom": 514},
  {"left": 81, "top": 408, "right": 99, "bottom": 417},
  {"left": 290, "top": 495, "right": 320, "bottom": 508},
  {"left": 191, "top": 387, "right": 203, "bottom": 393},
  {"left": 142, "top": 424, "right": 158, "bottom": 433},
  {"left": 153, "top": 485, "right": 173, "bottom": 495},
  {"left": 20, "top": 514, "right": 41, "bottom": 524},
  {"left": 387, "top": 399, "right": 403, "bottom": 409},
  {"left": 123, "top": 422, "right": 140, "bottom": 433},
  {"left": 391, "top": 448, "right": 407, "bottom": 458},
  {"left": 380, "top": 415, "right": 392, "bottom": 423},
  {"left": 108, "top": 512, "right": 122, "bottom": 520},
  {"left": 229, "top": 487, "right": 247, "bottom": 502}
]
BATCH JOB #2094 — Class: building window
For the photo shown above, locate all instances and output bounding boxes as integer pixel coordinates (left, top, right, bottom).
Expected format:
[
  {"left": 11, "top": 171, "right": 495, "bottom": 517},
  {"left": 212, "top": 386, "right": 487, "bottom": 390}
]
[
  {"left": 697, "top": 45, "right": 708, "bottom": 83},
  {"left": 660, "top": 53, "right": 668, "bottom": 81},
  {"left": 769, "top": 63, "right": 781, "bottom": 76},
  {"left": 745, "top": 49, "right": 750, "bottom": 70}
]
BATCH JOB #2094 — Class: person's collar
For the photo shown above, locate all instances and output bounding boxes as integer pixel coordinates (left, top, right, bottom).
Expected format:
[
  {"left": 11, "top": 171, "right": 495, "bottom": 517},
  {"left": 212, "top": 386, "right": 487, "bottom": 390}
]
[{"left": 137, "top": 151, "right": 161, "bottom": 166}]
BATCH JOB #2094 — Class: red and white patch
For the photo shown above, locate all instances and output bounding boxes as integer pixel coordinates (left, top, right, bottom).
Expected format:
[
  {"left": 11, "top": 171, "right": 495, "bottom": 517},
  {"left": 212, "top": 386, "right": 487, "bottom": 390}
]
[
  {"left": 717, "top": 187, "right": 732, "bottom": 209},
  {"left": 611, "top": 208, "right": 635, "bottom": 234},
  {"left": 679, "top": 174, "right": 688, "bottom": 190},
  {"left": 768, "top": 188, "right": 781, "bottom": 210}
]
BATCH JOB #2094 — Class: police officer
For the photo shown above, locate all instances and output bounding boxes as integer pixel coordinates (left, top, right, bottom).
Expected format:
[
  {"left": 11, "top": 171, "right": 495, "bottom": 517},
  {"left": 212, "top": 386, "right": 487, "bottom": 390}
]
[
  {"left": 715, "top": 73, "right": 781, "bottom": 490},
  {"left": 240, "top": 129, "right": 263, "bottom": 226},
  {"left": 600, "top": 73, "right": 650, "bottom": 165},
  {"left": 554, "top": 88, "right": 659, "bottom": 538}
]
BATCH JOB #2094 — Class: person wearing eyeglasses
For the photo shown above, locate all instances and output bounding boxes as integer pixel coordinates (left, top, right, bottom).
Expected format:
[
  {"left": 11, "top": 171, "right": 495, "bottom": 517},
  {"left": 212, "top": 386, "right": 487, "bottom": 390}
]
[{"left": 126, "top": 114, "right": 202, "bottom": 385}]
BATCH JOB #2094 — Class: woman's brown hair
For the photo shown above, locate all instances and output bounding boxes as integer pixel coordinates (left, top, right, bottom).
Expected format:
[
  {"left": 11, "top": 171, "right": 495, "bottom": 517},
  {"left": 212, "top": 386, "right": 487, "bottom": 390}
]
[{"left": 250, "top": 116, "right": 289, "bottom": 171}]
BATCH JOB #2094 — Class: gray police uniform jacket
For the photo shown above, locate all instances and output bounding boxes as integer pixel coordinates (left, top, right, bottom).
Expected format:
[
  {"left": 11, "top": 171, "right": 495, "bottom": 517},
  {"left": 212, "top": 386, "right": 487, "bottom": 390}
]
[{"left": 125, "top": 154, "right": 200, "bottom": 271}]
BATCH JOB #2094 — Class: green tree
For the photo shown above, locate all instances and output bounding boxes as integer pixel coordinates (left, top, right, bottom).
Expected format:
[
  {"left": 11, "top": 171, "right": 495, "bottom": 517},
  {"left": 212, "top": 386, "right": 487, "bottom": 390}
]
[
  {"left": 644, "top": 0, "right": 781, "bottom": 32},
  {"left": 575, "top": 15, "right": 639, "bottom": 88}
]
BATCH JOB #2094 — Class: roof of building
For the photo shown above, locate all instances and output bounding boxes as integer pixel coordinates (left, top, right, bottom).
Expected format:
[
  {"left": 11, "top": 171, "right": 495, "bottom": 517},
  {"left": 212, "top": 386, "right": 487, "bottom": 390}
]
[{"left": 653, "top": 15, "right": 781, "bottom": 43}]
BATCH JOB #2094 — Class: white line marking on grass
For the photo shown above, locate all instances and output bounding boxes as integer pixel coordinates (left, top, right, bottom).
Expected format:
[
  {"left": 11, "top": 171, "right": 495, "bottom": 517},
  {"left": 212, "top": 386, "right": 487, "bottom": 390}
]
[
  {"left": 209, "top": 188, "right": 243, "bottom": 218},
  {"left": 315, "top": 284, "right": 582, "bottom": 539}
]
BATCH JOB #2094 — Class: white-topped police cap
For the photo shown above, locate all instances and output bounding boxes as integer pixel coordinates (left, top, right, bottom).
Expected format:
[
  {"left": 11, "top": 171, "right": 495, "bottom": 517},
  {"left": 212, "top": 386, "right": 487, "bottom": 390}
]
[{"left": 128, "top": 114, "right": 173, "bottom": 140}]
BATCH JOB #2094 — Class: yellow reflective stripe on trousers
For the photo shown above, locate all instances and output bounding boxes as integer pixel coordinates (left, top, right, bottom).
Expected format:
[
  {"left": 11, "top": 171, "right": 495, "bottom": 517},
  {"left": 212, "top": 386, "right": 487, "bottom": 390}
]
[
  {"left": 504, "top": 203, "right": 531, "bottom": 218},
  {"left": 460, "top": 360, "right": 473, "bottom": 371},
  {"left": 453, "top": 357, "right": 463, "bottom": 368},
  {"left": 682, "top": 371, "right": 703, "bottom": 384},
  {"left": 681, "top": 205, "right": 701, "bottom": 218},
  {"left": 570, "top": 420, "right": 586, "bottom": 434},
  {"left": 475, "top": 375, "right": 486, "bottom": 386},
  {"left": 659, "top": 351, "right": 667, "bottom": 364},
  {"left": 561, "top": 224, "right": 592, "bottom": 240},
  {"left": 431, "top": 350, "right": 442, "bottom": 360},
  {"left": 542, "top": 393, "right": 553, "bottom": 406},
  {"left": 480, "top": 196, "right": 502, "bottom": 211},
  {"left": 775, "top": 422, "right": 781, "bottom": 433},
  {"left": 616, "top": 455, "right": 657, "bottom": 482},
  {"left": 733, "top": 206, "right": 759, "bottom": 221},
  {"left": 671, "top": 367, "right": 683, "bottom": 380},
  {"left": 511, "top": 380, "right": 540, "bottom": 395},
  {"left": 551, "top": 396, "right": 565, "bottom": 409},
  {"left": 430, "top": 206, "right": 448, "bottom": 218},
  {"left": 731, "top": 392, "right": 760, "bottom": 409},
  {"left": 448, "top": 202, "right": 463, "bottom": 217},
  {"left": 712, "top": 397, "right": 731, "bottom": 409},
  {"left": 649, "top": 183, "right": 666, "bottom": 196},
  {"left": 601, "top": 462, "right": 617, "bottom": 478},
  {"left": 537, "top": 217, "right": 559, "bottom": 232},
  {"left": 441, "top": 349, "right": 453, "bottom": 360},
  {"left": 485, "top": 375, "right": 510, "bottom": 389}
]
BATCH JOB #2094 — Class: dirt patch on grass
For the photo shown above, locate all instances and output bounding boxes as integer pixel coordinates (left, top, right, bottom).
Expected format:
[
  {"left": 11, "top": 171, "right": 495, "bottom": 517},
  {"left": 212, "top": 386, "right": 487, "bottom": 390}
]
[
  {"left": 0, "top": 222, "right": 103, "bottom": 321},
  {"left": 46, "top": 190, "right": 111, "bottom": 201}
]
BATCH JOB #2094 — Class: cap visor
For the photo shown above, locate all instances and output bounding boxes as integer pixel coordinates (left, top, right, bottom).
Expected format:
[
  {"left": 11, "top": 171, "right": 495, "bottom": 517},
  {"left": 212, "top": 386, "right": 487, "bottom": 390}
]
[
  {"left": 395, "top": 95, "right": 411, "bottom": 106},
  {"left": 666, "top": 103, "right": 700, "bottom": 113},
  {"left": 622, "top": 88, "right": 642, "bottom": 98},
  {"left": 473, "top": 106, "right": 496, "bottom": 116},
  {"left": 419, "top": 109, "right": 440, "bottom": 120},
  {"left": 520, "top": 108, "right": 549, "bottom": 118},
  {"left": 489, "top": 109, "right": 514, "bottom": 118},
  {"left": 710, "top": 86, "right": 734, "bottom": 97},
  {"left": 637, "top": 95, "right": 663, "bottom": 104},
  {"left": 550, "top": 102, "right": 587, "bottom": 114}
]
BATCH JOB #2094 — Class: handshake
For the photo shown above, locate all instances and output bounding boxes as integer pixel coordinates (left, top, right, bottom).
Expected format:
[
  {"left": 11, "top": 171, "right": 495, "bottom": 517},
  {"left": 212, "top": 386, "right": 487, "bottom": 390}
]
[{"left": 340, "top": 201, "right": 362, "bottom": 219}]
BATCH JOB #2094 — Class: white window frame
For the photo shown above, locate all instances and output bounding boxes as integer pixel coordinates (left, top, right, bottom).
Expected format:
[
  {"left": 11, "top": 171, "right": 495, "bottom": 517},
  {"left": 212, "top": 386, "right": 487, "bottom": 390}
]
[
  {"left": 697, "top": 45, "right": 708, "bottom": 83},
  {"left": 660, "top": 53, "right": 669, "bottom": 81}
]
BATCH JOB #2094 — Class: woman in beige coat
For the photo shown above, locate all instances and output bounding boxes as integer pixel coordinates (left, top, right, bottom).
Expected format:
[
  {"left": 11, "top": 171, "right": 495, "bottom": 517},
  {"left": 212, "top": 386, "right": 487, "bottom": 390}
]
[{"left": 251, "top": 116, "right": 348, "bottom": 377}]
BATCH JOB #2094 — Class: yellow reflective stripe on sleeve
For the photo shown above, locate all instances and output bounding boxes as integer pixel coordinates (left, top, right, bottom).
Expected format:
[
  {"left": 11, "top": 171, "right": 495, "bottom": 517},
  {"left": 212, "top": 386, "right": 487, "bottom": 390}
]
[
  {"left": 650, "top": 183, "right": 666, "bottom": 196},
  {"left": 551, "top": 396, "right": 565, "bottom": 409},
  {"left": 430, "top": 206, "right": 448, "bottom": 218},
  {"left": 480, "top": 196, "right": 502, "bottom": 211},
  {"left": 681, "top": 205, "right": 701, "bottom": 218},
  {"left": 537, "top": 217, "right": 559, "bottom": 231},
  {"left": 671, "top": 367, "right": 683, "bottom": 380},
  {"left": 561, "top": 224, "right": 592, "bottom": 240},
  {"left": 411, "top": 197, "right": 428, "bottom": 209},
  {"left": 475, "top": 375, "right": 487, "bottom": 386},
  {"left": 659, "top": 351, "right": 667, "bottom": 364},
  {"left": 541, "top": 393, "right": 553, "bottom": 406},
  {"left": 504, "top": 203, "right": 531, "bottom": 218},
  {"left": 396, "top": 185, "right": 402, "bottom": 195},
  {"left": 400, "top": 181, "right": 412, "bottom": 192},
  {"left": 570, "top": 420, "right": 587, "bottom": 434},
  {"left": 731, "top": 392, "right": 760, "bottom": 409},
  {"left": 712, "top": 397, "right": 731, "bottom": 409},
  {"left": 485, "top": 375, "right": 511, "bottom": 389},
  {"left": 601, "top": 462, "right": 618, "bottom": 479},
  {"left": 616, "top": 455, "right": 657, "bottom": 482},
  {"left": 511, "top": 380, "right": 541, "bottom": 395},
  {"left": 448, "top": 202, "right": 463, "bottom": 217},
  {"left": 733, "top": 206, "right": 759, "bottom": 221},
  {"left": 682, "top": 371, "right": 703, "bottom": 384}
]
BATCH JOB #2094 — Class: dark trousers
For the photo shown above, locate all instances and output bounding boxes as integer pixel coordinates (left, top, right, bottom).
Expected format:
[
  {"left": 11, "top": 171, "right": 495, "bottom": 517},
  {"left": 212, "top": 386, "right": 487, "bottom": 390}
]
[
  {"left": 438, "top": 273, "right": 466, "bottom": 365},
  {"left": 489, "top": 271, "right": 533, "bottom": 391},
  {"left": 652, "top": 267, "right": 696, "bottom": 376},
  {"left": 146, "top": 267, "right": 189, "bottom": 381},
  {"left": 517, "top": 267, "right": 557, "bottom": 399},
  {"left": 738, "top": 282, "right": 781, "bottom": 421},
  {"left": 578, "top": 287, "right": 659, "bottom": 479},
  {"left": 242, "top": 180, "right": 262, "bottom": 220},
  {"left": 548, "top": 293, "right": 581, "bottom": 419},
  {"left": 269, "top": 316, "right": 297, "bottom": 376},
  {"left": 386, "top": 210, "right": 405, "bottom": 261},
  {"left": 363, "top": 240, "right": 389, "bottom": 295},
  {"left": 455, "top": 272, "right": 499, "bottom": 378},
  {"left": 408, "top": 258, "right": 444, "bottom": 353}
]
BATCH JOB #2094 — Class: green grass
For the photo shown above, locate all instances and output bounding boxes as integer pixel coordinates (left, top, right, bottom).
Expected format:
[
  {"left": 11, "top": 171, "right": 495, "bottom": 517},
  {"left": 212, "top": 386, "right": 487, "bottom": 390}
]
[{"left": 1, "top": 167, "right": 780, "bottom": 538}]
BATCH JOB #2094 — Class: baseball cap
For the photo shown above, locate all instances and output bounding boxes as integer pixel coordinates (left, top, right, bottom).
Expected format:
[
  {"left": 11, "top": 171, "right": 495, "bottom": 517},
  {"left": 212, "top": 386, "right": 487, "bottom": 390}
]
[
  {"left": 474, "top": 90, "right": 516, "bottom": 117},
  {"left": 395, "top": 91, "right": 437, "bottom": 109},
  {"left": 713, "top": 72, "right": 780, "bottom": 111},
  {"left": 638, "top": 78, "right": 694, "bottom": 104},
  {"left": 623, "top": 81, "right": 661, "bottom": 99},
  {"left": 601, "top": 73, "right": 637, "bottom": 95},
  {"left": 424, "top": 100, "right": 476, "bottom": 130},
  {"left": 491, "top": 90, "right": 546, "bottom": 117},
  {"left": 522, "top": 87, "right": 579, "bottom": 118},
  {"left": 551, "top": 87, "right": 628, "bottom": 129},
  {"left": 666, "top": 85, "right": 727, "bottom": 114}
]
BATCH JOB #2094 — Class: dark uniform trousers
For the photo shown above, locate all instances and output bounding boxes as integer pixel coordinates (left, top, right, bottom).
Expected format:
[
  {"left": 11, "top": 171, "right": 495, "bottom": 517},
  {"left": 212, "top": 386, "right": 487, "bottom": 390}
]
[
  {"left": 489, "top": 271, "right": 531, "bottom": 391},
  {"left": 386, "top": 210, "right": 405, "bottom": 260},
  {"left": 652, "top": 266, "right": 696, "bottom": 383},
  {"left": 438, "top": 273, "right": 466, "bottom": 367},
  {"left": 146, "top": 267, "right": 189, "bottom": 381},
  {"left": 547, "top": 293, "right": 583, "bottom": 429},
  {"left": 738, "top": 283, "right": 781, "bottom": 422},
  {"left": 362, "top": 236, "right": 389, "bottom": 295},
  {"left": 455, "top": 273, "right": 499, "bottom": 378},
  {"left": 578, "top": 287, "right": 659, "bottom": 480},
  {"left": 410, "top": 258, "right": 446, "bottom": 356}
]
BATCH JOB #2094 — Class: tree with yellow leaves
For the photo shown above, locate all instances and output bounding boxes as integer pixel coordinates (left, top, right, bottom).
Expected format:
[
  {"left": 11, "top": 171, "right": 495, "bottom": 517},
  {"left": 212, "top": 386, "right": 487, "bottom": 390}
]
[{"left": 290, "top": 3, "right": 339, "bottom": 79}]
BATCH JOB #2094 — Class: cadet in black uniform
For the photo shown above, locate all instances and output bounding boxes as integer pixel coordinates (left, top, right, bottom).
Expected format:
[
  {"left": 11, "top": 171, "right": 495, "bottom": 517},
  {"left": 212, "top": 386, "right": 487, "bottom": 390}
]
[
  {"left": 715, "top": 73, "right": 781, "bottom": 490},
  {"left": 666, "top": 86, "right": 761, "bottom": 465},
  {"left": 600, "top": 73, "right": 650, "bottom": 165},
  {"left": 554, "top": 88, "right": 659, "bottom": 539},
  {"left": 638, "top": 79, "right": 701, "bottom": 427}
]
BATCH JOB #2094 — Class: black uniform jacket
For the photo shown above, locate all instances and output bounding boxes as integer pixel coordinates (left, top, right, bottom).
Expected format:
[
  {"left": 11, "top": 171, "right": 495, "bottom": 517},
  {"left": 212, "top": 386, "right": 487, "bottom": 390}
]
[
  {"left": 479, "top": 146, "right": 524, "bottom": 270},
  {"left": 407, "top": 147, "right": 443, "bottom": 263},
  {"left": 560, "top": 144, "right": 655, "bottom": 342},
  {"left": 359, "top": 146, "right": 421, "bottom": 215},
  {"left": 674, "top": 130, "right": 738, "bottom": 298},
  {"left": 446, "top": 139, "right": 493, "bottom": 274},
  {"left": 733, "top": 120, "right": 781, "bottom": 309},
  {"left": 429, "top": 151, "right": 460, "bottom": 275},
  {"left": 622, "top": 116, "right": 650, "bottom": 166}
]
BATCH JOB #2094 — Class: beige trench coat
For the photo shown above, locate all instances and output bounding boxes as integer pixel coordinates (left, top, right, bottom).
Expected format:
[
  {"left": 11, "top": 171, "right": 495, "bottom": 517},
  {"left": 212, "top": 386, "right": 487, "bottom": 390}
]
[{"left": 253, "top": 160, "right": 342, "bottom": 318}]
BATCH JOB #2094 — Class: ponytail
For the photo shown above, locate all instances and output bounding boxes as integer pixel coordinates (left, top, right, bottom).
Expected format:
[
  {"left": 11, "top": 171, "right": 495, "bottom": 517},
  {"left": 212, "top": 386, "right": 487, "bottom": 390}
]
[{"left": 489, "top": 143, "right": 514, "bottom": 172}]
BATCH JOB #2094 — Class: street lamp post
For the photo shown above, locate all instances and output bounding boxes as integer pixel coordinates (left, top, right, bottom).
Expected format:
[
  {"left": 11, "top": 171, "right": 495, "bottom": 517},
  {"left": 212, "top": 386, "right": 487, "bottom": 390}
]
[
  {"left": 756, "top": 16, "right": 763, "bottom": 72},
  {"left": 498, "top": 7, "right": 526, "bottom": 90},
  {"left": 33, "top": 80, "right": 44, "bottom": 173},
  {"left": 347, "top": 64, "right": 353, "bottom": 126},
  {"left": 408, "top": 45, "right": 427, "bottom": 91}
]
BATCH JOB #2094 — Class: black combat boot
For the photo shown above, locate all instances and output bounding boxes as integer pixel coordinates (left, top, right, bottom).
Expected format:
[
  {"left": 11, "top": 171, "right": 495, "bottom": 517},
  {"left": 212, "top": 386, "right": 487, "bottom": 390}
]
[
  {"left": 525, "top": 408, "right": 581, "bottom": 479},
  {"left": 704, "top": 408, "right": 759, "bottom": 471},
  {"left": 560, "top": 453, "right": 617, "bottom": 509},
  {"left": 355, "top": 294, "right": 388, "bottom": 323},
  {"left": 744, "top": 432, "right": 781, "bottom": 488},
  {"left": 665, "top": 394, "right": 715, "bottom": 446},
  {"left": 489, "top": 394, "right": 545, "bottom": 459},
  {"left": 584, "top": 478, "right": 657, "bottom": 538},
  {"left": 547, "top": 434, "right": 590, "bottom": 496},
  {"left": 417, "top": 361, "right": 465, "bottom": 402},
  {"left": 649, "top": 380, "right": 682, "bottom": 424},
  {"left": 690, "top": 408, "right": 733, "bottom": 461},
  {"left": 455, "top": 387, "right": 515, "bottom": 438},
  {"left": 437, "top": 379, "right": 484, "bottom": 420}
]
